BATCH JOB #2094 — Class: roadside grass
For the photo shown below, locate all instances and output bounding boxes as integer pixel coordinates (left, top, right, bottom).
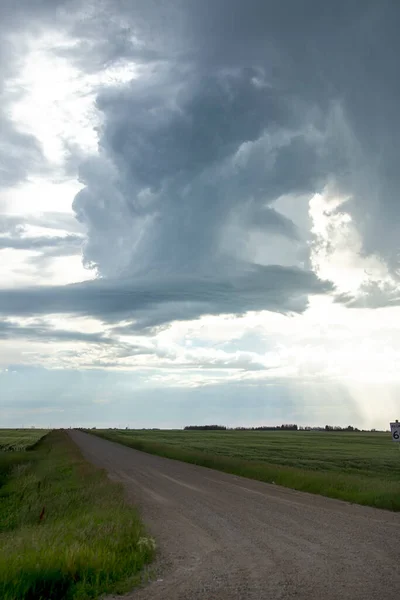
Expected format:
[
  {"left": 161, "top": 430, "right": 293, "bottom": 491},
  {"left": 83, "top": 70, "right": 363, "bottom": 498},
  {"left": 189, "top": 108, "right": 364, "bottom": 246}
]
[
  {"left": 0, "top": 452, "right": 28, "bottom": 488},
  {"left": 88, "top": 429, "right": 400, "bottom": 511},
  {"left": 0, "top": 430, "right": 155, "bottom": 600}
]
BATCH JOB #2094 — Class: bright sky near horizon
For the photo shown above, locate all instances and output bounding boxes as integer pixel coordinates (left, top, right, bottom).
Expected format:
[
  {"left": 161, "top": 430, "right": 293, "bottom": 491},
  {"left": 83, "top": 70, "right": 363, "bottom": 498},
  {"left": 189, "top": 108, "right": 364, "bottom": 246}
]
[{"left": 1, "top": 1, "right": 400, "bottom": 429}]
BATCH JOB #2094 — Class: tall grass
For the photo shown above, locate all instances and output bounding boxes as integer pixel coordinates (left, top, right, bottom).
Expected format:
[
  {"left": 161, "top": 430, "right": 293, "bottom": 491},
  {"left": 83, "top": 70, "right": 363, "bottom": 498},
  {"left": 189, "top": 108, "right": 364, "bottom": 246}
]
[
  {"left": 89, "top": 430, "right": 400, "bottom": 512},
  {"left": 0, "top": 452, "right": 27, "bottom": 488},
  {"left": 0, "top": 431, "right": 155, "bottom": 600}
]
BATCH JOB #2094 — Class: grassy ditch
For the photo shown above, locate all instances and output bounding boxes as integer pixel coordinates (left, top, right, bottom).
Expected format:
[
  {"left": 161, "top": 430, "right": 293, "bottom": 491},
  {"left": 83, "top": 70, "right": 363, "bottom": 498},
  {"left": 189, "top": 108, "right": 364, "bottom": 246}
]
[
  {"left": 0, "top": 430, "right": 155, "bottom": 600},
  {"left": 88, "top": 429, "right": 400, "bottom": 512}
]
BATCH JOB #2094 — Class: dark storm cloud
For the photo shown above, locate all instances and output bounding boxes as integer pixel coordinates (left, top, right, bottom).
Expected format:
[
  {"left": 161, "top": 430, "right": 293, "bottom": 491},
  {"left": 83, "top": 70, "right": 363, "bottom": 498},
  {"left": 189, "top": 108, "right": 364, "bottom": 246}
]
[
  {"left": 249, "top": 207, "right": 299, "bottom": 240},
  {"left": 68, "top": 0, "right": 400, "bottom": 309},
  {"left": 2, "top": 0, "right": 399, "bottom": 326},
  {"left": 73, "top": 67, "right": 321, "bottom": 280},
  {"left": 0, "top": 265, "right": 332, "bottom": 328},
  {"left": 96, "top": 68, "right": 292, "bottom": 189}
]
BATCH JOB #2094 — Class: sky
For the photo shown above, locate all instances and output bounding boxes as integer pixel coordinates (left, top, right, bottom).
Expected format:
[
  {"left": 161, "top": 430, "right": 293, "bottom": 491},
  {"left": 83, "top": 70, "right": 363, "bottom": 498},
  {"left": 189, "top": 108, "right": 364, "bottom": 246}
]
[{"left": 1, "top": 0, "right": 399, "bottom": 430}]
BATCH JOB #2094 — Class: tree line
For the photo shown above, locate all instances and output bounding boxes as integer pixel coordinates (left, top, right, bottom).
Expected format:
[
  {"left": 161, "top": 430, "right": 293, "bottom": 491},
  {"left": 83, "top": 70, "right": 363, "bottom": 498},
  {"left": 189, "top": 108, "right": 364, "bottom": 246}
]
[
  {"left": 184, "top": 424, "right": 298, "bottom": 431},
  {"left": 183, "top": 424, "right": 362, "bottom": 432},
  {"left": 184, "top": 425, "right": 227, "bottom": 431}
]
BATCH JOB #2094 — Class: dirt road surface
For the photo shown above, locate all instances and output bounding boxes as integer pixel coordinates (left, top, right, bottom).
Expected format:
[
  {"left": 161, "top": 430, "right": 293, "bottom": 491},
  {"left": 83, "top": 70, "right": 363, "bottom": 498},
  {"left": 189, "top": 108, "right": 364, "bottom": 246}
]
[{"left": 69, "top": 430, "right": 400, "bottom": 600}]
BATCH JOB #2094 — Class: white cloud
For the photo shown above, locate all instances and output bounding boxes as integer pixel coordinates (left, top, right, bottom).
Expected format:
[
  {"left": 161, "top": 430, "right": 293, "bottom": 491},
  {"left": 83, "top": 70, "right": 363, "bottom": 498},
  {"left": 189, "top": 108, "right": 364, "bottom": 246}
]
[
  {"left": 0, "top": 28, "right": 140, "bottom": 289},
  {"left": 0, "top": 179, "right": 83, "bottom": 215},
  {"left": 7, "top": 30, "right": 138, "bottom": 167},
  {"left": 309, "top": 188, "right": 391, "bottom": 294}
]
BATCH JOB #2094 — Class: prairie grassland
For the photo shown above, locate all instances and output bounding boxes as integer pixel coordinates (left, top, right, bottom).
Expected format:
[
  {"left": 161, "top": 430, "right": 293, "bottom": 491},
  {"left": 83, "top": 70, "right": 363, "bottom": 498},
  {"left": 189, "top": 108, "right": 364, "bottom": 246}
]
[
  {"left": 89, "top": 428, "right": 400, "bottom": 511},
  {"left": 0, "top": 428, "right": 49, "bottom": 451}
]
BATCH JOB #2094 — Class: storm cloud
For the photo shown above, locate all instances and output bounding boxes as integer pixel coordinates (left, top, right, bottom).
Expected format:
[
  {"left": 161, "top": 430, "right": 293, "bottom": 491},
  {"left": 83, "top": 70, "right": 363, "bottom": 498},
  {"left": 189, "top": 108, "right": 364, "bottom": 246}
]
[
  {"left": 66, "top": 0, "right": 400, "bottom": 316},
  {"left": 1, "top": 0, "right": 398, "bottom": 323},
  {"left": 0, "top": 264, "right": 332, "bottom": 330},
  {"left": 1, "top": 0, "right": 400, "bottom": 430}
]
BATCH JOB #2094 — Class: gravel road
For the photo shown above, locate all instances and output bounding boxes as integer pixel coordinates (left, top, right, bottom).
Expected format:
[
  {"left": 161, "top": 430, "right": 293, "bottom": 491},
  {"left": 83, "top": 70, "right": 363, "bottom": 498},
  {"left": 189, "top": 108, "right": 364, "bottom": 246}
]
[{"left": 69, "top": 430, "right": 400, "bottom": 600}]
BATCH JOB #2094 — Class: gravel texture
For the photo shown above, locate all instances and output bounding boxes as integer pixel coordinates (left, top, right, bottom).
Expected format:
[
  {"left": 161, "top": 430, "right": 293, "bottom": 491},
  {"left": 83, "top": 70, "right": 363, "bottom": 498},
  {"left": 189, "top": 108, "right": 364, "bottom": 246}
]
[{"left": 69, "top": 430, "right": 400, "bottom": 600}]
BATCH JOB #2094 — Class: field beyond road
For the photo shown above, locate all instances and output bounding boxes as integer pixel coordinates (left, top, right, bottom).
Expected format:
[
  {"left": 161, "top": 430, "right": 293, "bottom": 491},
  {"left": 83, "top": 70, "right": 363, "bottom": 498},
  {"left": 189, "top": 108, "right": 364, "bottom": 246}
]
[
  {"left": 72, "top": 429, "right": 400, "bottom": 600},
  {"left": 0, "top": 428, "right": 49, "bottom": 451},
  {"left": 88, "top": 428, "right": 400, "bottom": 511}
]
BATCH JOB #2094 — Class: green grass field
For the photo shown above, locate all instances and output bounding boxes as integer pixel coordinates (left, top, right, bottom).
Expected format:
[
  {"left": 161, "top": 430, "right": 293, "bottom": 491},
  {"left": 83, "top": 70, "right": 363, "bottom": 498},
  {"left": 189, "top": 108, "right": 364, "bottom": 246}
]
[
  {"left": 89, "top": 428, "right": 400, "bottom": 511},
  {"left": 0, "top": 430, "right": 154, "bottom": 600},
  {"left": 0, "top": 429, "right": 49, "bottom": 451}
]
